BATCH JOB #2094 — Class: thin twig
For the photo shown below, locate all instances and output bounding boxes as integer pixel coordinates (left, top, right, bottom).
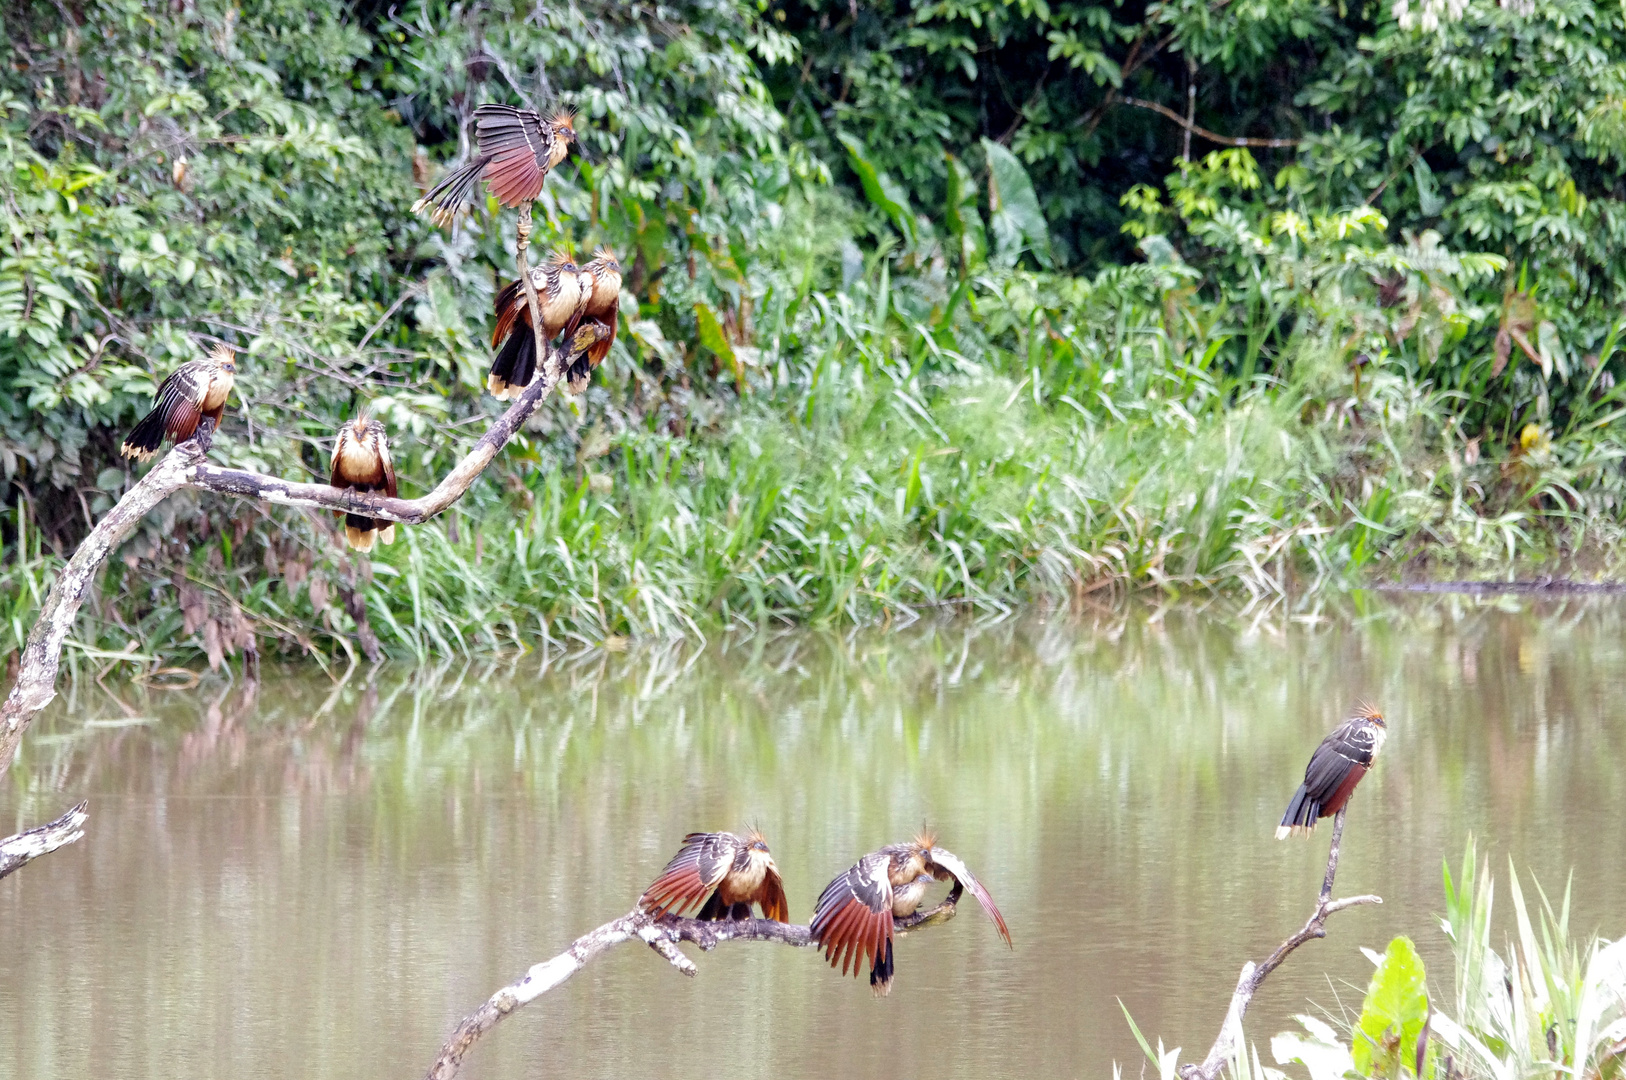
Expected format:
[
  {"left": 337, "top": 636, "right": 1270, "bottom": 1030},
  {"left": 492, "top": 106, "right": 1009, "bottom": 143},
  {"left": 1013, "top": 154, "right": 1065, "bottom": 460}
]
[
  {"left": 423, "top": 894, "right": 964, "bottom": 1080},
  {"left": 1178, "top": 808, "right": 1381, "bottom": 1080},
  {"left": 1121, "top": 97, "right": 1299, "bottom": 149}
]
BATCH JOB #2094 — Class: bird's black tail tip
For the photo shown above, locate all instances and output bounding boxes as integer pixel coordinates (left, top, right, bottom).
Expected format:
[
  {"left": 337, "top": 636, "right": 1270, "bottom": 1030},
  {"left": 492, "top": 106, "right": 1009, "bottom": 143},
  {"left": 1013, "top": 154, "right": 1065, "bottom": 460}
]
[
  {"left": 487, "top": 328, "right": 537, "bottom": 400},
  {"left": 868, "top": 938, "right": 894, "bottom": 996},
  {"left": 1277, "top": 783, "right": 1315, "bottom": 839},
  {"left": 120, "top": 409, "right": 168, "bottom": 460}
]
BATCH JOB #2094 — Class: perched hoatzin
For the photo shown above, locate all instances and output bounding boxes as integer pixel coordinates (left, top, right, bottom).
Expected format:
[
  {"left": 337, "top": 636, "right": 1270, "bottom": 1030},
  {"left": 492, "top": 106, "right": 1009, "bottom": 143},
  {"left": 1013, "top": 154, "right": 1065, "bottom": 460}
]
[
  {"left": 811, "top": 833, "right": 1011, "bottom": 996},
  {"left": 562, "top": 247, "right": 622, "bottom": 394},
  {"left": 638, "top": 830, "right": 790, "bottom": 922},
  {"left": 486, "top": 252, "right": 585, "bottom": 400},
  {"left": 1276, "top": 704, "right": 1388, "bottom": 839},
  {"left": 328, "top": 417, "right": 398, "bottom": 553},
  {"left": 412, "top": 106, "right": 577, "bottom": 227},
  {"left": 120, "top": 344, "right": 238, "bottom": 461}
]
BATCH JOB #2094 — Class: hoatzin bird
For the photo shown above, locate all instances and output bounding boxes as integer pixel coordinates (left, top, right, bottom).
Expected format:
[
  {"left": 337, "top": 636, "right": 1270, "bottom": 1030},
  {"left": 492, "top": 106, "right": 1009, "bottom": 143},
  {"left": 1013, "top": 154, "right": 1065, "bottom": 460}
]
[
  {"left": 811, "top": 833, "right": 1011, "bottom": 996},
  {"left": 1277, "top": 704, "right": 1388, "bottom": 838},
  {"left": 487, "top": 251, "right": 585, "bottom": 400},
  {"left": 120, "top": 344, "right": 237, "bottom": 461},
  {"left": 328, "top": 417, "right": 398, "bottom": 553},
  {"left": 412, "top": 106, "right": 577, "bottom": 227},
  {"left": 562, "top": 247, "right": 622, "bottom": 395},
  {"left": 638, "top": 830, "right": 790, "bottom": 922}
]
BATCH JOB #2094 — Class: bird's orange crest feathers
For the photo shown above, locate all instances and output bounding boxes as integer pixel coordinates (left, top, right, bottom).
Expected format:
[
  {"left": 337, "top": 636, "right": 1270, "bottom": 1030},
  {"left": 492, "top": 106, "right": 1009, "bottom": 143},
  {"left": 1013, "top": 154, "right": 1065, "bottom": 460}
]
[
  {"left": 743, "top": 826, "right": 769, "bottom": 848},
  {"left": 913, "top": 829, "right": 938, "bottom": 852},
  {"left": 593, "top": 245, "right": 619, "bottom": 264},
  {"left": 547, "top": 249, "right": 577, "bottom": 268},
  {"left": 549, "top": 109, "right": 577, "bottom": 132},
  {"left": 1353, "top": 700, "right": 1385, "bottom": 722},
  {"left": 207, "top": 343, "right": 236, "bottom": 365}
]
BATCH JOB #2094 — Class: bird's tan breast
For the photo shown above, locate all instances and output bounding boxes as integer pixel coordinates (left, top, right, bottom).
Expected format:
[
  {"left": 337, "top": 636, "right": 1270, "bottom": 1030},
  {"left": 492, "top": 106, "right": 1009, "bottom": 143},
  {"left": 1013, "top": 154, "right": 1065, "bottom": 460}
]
[
  {"left": 335, "top": 433, "right": 386, "bottom": 485},
  {"left": 201, "top": 370, "right": 234, "bottom": 411},
  {"left": 718, "top": 853, "right": 769, "bottom": 902}
]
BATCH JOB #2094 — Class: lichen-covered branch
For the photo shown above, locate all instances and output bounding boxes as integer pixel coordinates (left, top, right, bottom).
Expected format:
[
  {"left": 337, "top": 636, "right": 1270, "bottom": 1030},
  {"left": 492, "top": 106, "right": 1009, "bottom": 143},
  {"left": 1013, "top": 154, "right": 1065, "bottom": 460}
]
[
  {"left": 0, "top": 801, "right": 89, "bottom": 881},
  {"left": 423, "top": 893, "right": 963, "bottom": 1080},
  {"left": 1178, "top": 809, "right": 1382, "bottom": 1080}
]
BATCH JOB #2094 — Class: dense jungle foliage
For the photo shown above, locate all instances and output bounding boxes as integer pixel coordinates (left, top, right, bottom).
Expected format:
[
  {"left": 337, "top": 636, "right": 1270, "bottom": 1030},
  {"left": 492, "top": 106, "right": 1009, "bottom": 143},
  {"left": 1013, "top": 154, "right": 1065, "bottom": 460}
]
[{"left": 4, "top": 0, "right": 1626, "bottom": 663}]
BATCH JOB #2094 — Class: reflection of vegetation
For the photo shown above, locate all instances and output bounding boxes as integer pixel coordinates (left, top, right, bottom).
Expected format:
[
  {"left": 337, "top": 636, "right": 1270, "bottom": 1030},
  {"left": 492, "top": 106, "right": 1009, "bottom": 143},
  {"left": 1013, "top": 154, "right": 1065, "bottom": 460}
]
[
  {"left": 6, "top": 602, "right": 1626, "bottom": 1078},
  {"left": 8, "top": 3, "right": 1626, "bottom": 662}
]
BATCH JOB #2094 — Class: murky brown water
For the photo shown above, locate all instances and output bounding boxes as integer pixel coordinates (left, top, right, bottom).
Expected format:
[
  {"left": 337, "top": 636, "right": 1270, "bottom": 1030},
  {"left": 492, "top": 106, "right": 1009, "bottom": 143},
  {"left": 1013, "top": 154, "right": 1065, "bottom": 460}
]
[{"left": 5, "top": 597, "right": 1626, "bottom": 1080}]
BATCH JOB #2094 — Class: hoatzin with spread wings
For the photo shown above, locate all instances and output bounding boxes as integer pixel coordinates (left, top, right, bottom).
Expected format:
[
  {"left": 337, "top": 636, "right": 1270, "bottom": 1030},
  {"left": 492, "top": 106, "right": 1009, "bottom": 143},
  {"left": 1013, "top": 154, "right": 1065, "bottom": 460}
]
[
  {"left": 486, "top": 251, "right": 584, "bottom": 400},
  {"left": 120, "top": 344, "right": 237, "bottom": 461},
  {"left": 328, "top": 417, "right": 398, "bottom": 552},
  {"left": 1277, "top": 704, "right": 1388, "bottom": 839},
  {"left": 811, "top": 832, "right": 1011, "bottom": 996},
  {"left": 412, "top": 106, "right": 577, "bottom": 227},
  {"left": 638, "top": 830, "right": 790, "bottom": 922}
]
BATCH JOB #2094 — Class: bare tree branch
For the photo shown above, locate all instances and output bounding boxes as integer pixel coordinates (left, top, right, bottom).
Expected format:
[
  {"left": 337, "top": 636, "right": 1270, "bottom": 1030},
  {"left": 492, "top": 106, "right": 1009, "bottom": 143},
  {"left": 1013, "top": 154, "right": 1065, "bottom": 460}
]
[
  {"left": 1121, "top": 96, "right": 1300, "bottom": 150},
  {"left": 0, "top": 800, "right": 88, "bottom": 881},
  {"left": 1, "top": 218, "right": 562, "bottom": 805},
  {"left": 1178, "top": 809, "right": 1381, "bottom": 1080},
  {"left": 424, "top": 889, "right": 967, "bottom": 1080}
]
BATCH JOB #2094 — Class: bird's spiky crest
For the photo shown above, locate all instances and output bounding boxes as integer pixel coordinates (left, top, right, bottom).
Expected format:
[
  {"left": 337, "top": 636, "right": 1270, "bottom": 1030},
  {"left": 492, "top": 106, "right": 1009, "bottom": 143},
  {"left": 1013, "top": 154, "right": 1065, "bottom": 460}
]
[
  {"left": 547, "top": 249, "right": 577, "bottom": 268},
  {"left": 1353, "top": 700, "right": 1385, "bottom": 724},
  {"left": 743, "top": 826, "right": 769, "bottom": 849},
  {"left": 207, "top": 343, "right": 236, "bottom": 365},
  {"left": 593, "top": 245, "right": 619, "bottom": 265},
  {"left": 913, "top": 829, "right": 938, "bottom": 852},
  {"left": 549, "top": 109, "right": 577, "bottom": 132}
]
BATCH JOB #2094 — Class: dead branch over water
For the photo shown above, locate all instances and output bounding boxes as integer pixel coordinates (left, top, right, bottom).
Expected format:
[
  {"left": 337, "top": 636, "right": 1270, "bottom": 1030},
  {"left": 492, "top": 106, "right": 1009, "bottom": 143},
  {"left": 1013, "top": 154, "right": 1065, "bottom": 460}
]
[
  {"left": 0, "top": 801, "right": 88, "bottom": 881},
  {"left": 0, "top": 227, "right": 554, "bottom": 866},
  {"left": 424, "top": 888, "right": 965, "bottom": 1080},
  {"left": 1178, "top": 809, "right": 1381, "bottom": 1080}
]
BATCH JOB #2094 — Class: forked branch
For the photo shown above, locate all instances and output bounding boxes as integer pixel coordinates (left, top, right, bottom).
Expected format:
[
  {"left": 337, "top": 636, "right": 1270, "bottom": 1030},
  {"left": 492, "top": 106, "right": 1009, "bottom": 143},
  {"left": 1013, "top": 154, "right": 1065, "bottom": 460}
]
[
  {"left": 423, "top": 887, "right": 967, "bottom": 1080},
  {"left": 1177, "top": 810, "right": 1381, "bottom": 1080}
]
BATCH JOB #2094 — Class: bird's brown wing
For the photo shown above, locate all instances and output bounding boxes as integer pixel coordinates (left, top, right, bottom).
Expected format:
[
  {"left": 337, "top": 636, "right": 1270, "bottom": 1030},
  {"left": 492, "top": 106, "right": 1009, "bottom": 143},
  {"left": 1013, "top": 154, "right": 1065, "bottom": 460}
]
[
  {"left": 811, "top": 853, "right": 893, "bottom": 977},
  {"left": 639, "top": 833, "right": 742, "bottom": 917},
  {"left": 377, "top": 429, "right": 397, "bottom": 499},
  {"left": 155, "top": 366, "right": 206, "bottom": 441},
  {"left": 474, "top": 105, "right": 550, "bottom": 206},
  {"left": 926, "top": 847, "right": 1012, "bottom": 947},
  {"left": 758, "top": 862, "right": 789, "bottom": 923}
]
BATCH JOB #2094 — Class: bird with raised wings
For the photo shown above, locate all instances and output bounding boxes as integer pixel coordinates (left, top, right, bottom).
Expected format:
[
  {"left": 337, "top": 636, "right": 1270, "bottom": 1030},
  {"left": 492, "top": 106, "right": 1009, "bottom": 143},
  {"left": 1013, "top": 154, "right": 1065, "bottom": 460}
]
[
  {"left": 486, "top": 251, "right": 585, "bottom": 400},
  {"left": 412, "top": 106, "right": 577, "bottom": 227},
  {"left": 328, "top": 417, "right": 398, "bottom": 552},
  {"left": 811, "top": 833, "right": 1011, "bottom": 996},
  {"left": 1276, "top": 704, "right": 1387, "bottom": 838},
  {"left": 120, "top": 344, "right": 238, "bottom": 461},
  {"left": 562, "top": 247, "right": 622, "bottom": 394},
  {"left": 638, "top": 830, "right": 789, "bottom": 922}
]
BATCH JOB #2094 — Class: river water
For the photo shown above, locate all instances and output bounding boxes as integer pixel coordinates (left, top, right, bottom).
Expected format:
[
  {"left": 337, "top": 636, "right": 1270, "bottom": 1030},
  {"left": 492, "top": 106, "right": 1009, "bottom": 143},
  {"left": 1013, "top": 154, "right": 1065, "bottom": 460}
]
[{"left": 4, "top": 597, "right": 1626, "bottom": 1080}]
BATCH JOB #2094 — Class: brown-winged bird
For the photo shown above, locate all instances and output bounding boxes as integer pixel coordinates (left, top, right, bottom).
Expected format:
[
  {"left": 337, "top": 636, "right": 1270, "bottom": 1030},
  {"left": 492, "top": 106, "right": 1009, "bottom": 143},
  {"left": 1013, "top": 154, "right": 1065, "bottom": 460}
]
[
  {"left": 328, "top": 417, "right": 398, "bottom": 552},
  {"left": 412, "top": 106, "right": 577, "bottom": 227},
  {"left": 562, "top": 247, "right": 622, "bottom": 394},
  {"left": 486, "top": 252, "right": 585, "bottom": 400},
  {"left": 120, "top": 344, "right": 237, "bottom": 461},
  {"left": 638, "top": 830, "right": 789, "bottom": 922},
  {"left": 811, "top": 832, "right": 1011, "bottom": 996},
  {"left": 1276, "top": 704, "right": 1388, "bottom": 838}
]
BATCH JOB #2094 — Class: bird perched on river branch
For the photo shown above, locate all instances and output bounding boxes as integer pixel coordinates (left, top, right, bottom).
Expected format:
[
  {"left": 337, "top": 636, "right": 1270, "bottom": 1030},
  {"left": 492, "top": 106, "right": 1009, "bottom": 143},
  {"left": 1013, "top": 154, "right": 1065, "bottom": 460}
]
[
  {"left": 563, "top": 247, "right": 622, "bottom": 394},
  {"left": 1276, "top": 703, "right": 1387, "bottom": 839},
  {"left": 811, "top": 833, "right": 1010, "bottom": 996},
  {"left": 638, "top": 830, "right": 790, "bottom": 922},
  {"left": 120, "top": 344, "right": 237, "bottom": 461},
  {"left": 487, "top": 251, "right": 585, "bottom": 400},
  {"left": 327, "top": 417, "right": 398, "bottom": 552},
  {"left": 412, "top": 106, "right": 577, "bottom": 227}
]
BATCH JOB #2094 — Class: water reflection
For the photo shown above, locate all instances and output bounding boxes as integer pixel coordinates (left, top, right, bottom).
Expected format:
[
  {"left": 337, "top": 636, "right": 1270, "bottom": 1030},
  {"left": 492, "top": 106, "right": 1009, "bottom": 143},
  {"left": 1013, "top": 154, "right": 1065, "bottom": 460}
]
[{"left": 5, "top": 596, "right": 1626, "bottom": 1080}]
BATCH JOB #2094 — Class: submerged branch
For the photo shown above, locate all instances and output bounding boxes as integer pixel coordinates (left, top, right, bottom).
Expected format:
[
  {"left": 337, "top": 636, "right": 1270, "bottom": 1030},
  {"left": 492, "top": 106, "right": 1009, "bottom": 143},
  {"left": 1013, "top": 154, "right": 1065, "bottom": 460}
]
[
  {"left": 1178, "top": 809, "right": 1381, "bottom": 1080},
  {"left": 423, "top": 891, "right": 964, "bottom": 1080},
  {"left": 0, "top": 801, "right": 89, "bottom": 881}
]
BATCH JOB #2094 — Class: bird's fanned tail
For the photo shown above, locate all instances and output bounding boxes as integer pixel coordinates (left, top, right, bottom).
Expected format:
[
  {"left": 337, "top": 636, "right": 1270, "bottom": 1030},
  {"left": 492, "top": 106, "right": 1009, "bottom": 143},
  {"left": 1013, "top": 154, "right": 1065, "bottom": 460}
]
[
  {"left": 487, "top": 325, "right": 538, "bottom": 401},
  {"left": 1276, "top": 782, "right": 1317, "bottom": 839},
  {"left": 412, "top": 155, "right": 492, "bottom": 226},
  {"left": 119, "top": 407, "right": 170, "bottom": 462}
]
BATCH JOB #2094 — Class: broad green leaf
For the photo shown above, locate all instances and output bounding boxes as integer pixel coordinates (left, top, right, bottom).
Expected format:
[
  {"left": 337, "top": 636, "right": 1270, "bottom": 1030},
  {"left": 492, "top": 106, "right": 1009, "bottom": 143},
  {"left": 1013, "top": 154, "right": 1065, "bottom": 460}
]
[
  {"left": 1353, "top": 936, "right": 1430, "bottom": 1078},
  {"left": 982, "top": 138, "right": 1051, "bottom": 268},
  {"left": 837, "top": 132, "right": 917, "bottom": 242},
  {"left": 944, "top": 153, "right": 987, "bottom": 274},
  {"left": 693, "top": 302, "right": 735, "bottom": 365}
]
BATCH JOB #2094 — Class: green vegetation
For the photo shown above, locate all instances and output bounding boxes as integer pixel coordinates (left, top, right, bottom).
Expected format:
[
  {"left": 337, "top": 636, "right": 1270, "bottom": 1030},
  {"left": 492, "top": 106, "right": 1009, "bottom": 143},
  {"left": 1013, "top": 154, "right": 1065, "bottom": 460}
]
[
  {"left": 1132, "top": 843, "right": 1626, "bottom": 1080},
  {"left": 6, "top": 0, "right": 1626, "bottom": 663}
]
